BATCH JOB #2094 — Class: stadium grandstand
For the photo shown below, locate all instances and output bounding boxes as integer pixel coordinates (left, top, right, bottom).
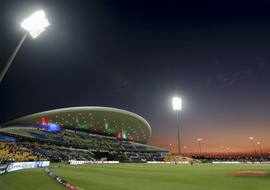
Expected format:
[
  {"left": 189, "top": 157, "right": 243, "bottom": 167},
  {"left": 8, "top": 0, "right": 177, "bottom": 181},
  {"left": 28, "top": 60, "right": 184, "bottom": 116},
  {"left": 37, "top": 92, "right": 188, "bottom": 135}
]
[{"left": 0, "top": 107, "right": 168, "bottom": 163}]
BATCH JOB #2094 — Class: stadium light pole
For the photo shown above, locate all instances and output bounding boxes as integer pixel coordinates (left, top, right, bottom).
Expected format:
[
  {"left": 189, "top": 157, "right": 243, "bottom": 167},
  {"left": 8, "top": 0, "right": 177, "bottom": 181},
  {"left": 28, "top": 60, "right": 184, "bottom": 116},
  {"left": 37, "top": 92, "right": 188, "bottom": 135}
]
[
  {"left": 183, "top": 145, "right": 187, "bottom": 155},
  {"left": 169, "top": 143, "right": 173, "bottom": 154},
  {"left": 0, "top": 10, "right": 49, "bottom": 84},
  {"left": 172, "top": 96, "right": 182, "bottom": 155},
  {"left": 226, "top": 147, "right": 231, "bottom": 153},
  {"left": 197, "top": 138, "right": 203, "bottom": 155},
  {"left": 256, "top": 141, "right": 263, "bottom": 158},
  {"left": 248, "top": 136, "right": 257, "bottom": 156}
]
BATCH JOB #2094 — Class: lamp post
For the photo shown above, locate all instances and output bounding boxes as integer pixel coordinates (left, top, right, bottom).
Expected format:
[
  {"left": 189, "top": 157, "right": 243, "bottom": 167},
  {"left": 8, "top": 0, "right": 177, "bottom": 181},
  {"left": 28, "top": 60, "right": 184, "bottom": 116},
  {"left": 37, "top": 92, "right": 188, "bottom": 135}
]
[
  {"left": 248, "top": 136, "right": 257, "bottom": 156},
  {"left": 256, "top": 141, "right": 263, "bottom": 158},
  {"left": 197, "top": 138, "right": 203, "bottom": 155},
  {"left": 0, "top": 10, "right": 49, "bottom": 83},
  {"left": 183, "top": 145, "right": 188, "bottom": 155},
  {"left": 169, "top": 143, "right": 173, "bottom": 154},
  {"left": 226, "top": 147, "right": 231, "bottom": 154},
  {"left": 172, "top": 96, "right": 182, "bottom": 155}
]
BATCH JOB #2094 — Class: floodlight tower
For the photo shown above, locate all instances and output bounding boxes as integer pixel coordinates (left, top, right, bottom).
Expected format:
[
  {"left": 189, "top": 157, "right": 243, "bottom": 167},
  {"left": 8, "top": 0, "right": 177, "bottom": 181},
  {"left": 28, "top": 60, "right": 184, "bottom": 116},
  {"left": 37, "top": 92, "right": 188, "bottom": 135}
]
[
  {"left": 256, "top": 141, "right": 263, "bottom": 157},
  {"left": 248, "top": 136, "right": 257, "bottom": 156},
  {"left": 0, "top": 10, "right": 49, "bottom": 83},
  {"left": 169, "top": 143, "right": 173, "bottom": 153},
  {"left": 172, "top": 96, "right": 182, "bottom": 155},
  {"left": 197, "top": 138, "right": 203, "bottom": 155},
  {"left": 183, "top": 146, "right": 188, "bottom": 155}
]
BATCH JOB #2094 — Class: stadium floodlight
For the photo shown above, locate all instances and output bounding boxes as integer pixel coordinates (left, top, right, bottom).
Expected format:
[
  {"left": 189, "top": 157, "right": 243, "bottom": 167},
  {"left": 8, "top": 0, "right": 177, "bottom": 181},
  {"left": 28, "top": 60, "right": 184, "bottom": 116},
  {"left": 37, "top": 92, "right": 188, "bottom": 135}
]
[
  {"left": 0, "top": 10, "right": 50, "bottom": 84},
  {"left": 21, "top": 10, "right": 50, "bottom": 39},
  {"left": 183, "top": 146, "right": 187, "bottom": 153},
  {"left": 256, "top": 141, "right": 263, "bottom": 157},
  {"left": 169, "top": 143, "right": 173, "bottom": 153},
  {"left": 172, "top": 96, "right": 182, "bottom": 111},
  {"left": 171, "top": 96, "right": 183, "bottom": 155},
  {"left": 248, "top": 136, "right": 257, "bottom": 156},
  {"left": 197, "top": 138, "right": 203, "bottom": 155}
]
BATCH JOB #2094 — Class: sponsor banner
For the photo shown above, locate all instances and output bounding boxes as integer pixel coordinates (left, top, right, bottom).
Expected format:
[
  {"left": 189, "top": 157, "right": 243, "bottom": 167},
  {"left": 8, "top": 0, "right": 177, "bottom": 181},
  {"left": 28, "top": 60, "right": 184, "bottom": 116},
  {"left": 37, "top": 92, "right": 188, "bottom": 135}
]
[
  {"left": 69, "top": 160, "right": 93, "bottom": 165},
  {"left": 261, "top": 162, "right": 270, "bottom": 164},
  {"left": 6, "top": 161, "right": 50, "bottom": 172},
  {"left": 147, "top": 161, "right": 170, "bottom": 164},
  {"left": 212, "top": 161, "right": 241, "bottom": 164},
  {"left": 96, "top": 161, "right": 119, "bottom": 164},
  {"left": 69, "top": 160, "right": 119, "bottom": 165},
  {"left": 147, "top": 161, "right": 189, "bottom": 164}
]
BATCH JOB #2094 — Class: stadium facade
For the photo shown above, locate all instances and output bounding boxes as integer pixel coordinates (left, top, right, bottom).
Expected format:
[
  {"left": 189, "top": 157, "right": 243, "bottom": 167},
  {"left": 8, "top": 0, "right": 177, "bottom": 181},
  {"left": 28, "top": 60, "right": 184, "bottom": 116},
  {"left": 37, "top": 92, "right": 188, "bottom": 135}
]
[{"left": 0, "top": 107, "right": 168, "bottom": 162}]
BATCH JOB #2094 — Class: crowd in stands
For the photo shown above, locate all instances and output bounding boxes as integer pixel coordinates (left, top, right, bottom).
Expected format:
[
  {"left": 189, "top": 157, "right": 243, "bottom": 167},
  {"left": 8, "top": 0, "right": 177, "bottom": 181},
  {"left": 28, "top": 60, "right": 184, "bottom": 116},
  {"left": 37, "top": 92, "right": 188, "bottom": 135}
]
[
  {"left": 0, "top": 128, "right": 167, "bottom": 163},
  {"left": 0, "top": 142, "right": 38, "bottom": 163},
  {"left": 0, "top": 141, "right": 165, "bottom": 163},
  {"left": 21, "top": 143, "right": 95, "bottom": 162}
]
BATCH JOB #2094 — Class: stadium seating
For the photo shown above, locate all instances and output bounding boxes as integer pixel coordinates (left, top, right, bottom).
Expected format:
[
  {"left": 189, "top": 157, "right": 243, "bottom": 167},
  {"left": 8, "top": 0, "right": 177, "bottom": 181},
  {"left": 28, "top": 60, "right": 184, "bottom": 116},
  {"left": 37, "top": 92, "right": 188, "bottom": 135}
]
[
  {"left": 0, "top": 127, "right": 167, "bottom": 162},
  {"left": 0, "top": 142, "right": 38, "bottom": 163}
]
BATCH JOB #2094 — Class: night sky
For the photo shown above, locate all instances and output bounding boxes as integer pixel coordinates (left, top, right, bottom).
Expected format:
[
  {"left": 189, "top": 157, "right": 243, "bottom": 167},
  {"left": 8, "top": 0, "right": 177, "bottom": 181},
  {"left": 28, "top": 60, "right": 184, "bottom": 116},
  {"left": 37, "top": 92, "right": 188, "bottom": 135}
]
[{"left": 1, "top": 0, "right": 270, "bottom": 153}]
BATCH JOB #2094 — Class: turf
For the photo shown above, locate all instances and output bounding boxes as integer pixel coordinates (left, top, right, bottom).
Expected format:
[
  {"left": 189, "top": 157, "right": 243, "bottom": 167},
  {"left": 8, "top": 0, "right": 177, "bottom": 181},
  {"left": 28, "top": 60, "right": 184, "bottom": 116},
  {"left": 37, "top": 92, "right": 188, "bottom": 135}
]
[
  {"left": 52, "top": 164, "right": 270, "bottom": 190},
  {"left": 0, "top": 169, "right": 64, "bottom": 190},
  {"left": 1, "top": 164, "right": 270, "bottom": 190}
]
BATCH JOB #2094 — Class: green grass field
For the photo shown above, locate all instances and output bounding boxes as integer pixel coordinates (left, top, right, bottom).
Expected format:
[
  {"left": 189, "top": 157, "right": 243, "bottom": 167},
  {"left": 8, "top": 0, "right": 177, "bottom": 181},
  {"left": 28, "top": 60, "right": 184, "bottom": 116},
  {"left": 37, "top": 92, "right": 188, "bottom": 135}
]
[
  {"left": 0, "top": 169, "right": 63, "bottom": 190},
  {"left": 1, "top": 164, "right": 270, "bottom": 190}
]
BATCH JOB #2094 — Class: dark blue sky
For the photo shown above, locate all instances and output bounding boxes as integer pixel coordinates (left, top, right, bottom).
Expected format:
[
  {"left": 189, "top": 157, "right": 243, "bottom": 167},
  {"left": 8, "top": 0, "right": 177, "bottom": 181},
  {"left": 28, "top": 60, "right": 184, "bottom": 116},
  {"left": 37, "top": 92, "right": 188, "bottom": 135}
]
[{"left": 1, "top": 0, "right": 270, "bottom": 152}]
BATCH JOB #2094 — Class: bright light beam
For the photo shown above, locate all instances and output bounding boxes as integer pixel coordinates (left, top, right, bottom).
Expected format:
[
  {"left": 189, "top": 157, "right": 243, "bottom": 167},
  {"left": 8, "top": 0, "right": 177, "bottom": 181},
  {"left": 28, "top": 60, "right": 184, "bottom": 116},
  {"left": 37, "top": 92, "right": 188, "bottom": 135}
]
[
  {"left": 0, "top": 10, "right": 50, "bottom": 84},
  {"left": 172, "top": 96, "right": 182, "bottom": 111},
  {"left": 21, "top": 10, "right": 50, "bottom": 38}
]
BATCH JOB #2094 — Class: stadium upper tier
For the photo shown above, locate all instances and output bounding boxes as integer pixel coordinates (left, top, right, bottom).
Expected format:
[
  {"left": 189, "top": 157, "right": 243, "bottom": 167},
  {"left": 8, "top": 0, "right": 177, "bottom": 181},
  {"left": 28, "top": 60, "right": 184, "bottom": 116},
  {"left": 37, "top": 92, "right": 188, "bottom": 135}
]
[{"left": 2, "top": 107, "right": 151, "bottom": 143}]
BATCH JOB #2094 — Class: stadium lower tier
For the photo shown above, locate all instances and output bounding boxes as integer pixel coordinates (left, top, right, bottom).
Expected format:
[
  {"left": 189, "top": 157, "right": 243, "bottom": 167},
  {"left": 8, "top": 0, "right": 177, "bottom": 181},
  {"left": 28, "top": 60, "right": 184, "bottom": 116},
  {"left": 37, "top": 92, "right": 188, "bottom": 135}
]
[{"left": 0, "top": 126, "right": 168, "bottom": 163}]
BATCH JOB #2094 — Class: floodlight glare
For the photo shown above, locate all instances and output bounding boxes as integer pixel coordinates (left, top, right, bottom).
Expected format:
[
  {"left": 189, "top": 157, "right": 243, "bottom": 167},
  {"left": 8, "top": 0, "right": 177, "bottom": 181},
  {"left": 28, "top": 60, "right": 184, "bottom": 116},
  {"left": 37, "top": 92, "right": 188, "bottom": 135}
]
[
  {"left": 172, "top": 96, "right": 182, "bottom": 111},
  {"left": 0, "top": 9, "right": 51, "bottom": 84},
  {"left": 21, "top": 10, "right": 49, "bottom": 38}
]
